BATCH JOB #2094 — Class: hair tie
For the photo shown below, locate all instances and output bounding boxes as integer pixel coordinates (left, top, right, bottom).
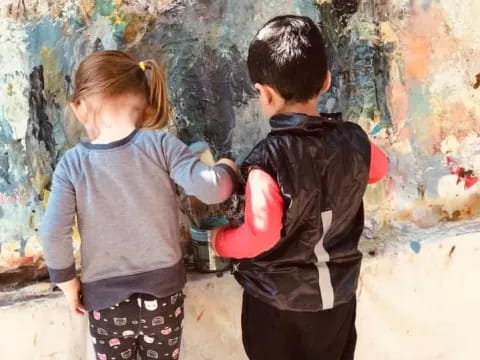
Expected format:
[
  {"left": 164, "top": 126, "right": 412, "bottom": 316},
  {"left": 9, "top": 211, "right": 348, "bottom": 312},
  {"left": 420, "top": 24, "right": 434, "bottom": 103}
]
[{"left": 139, "top": 61, "right": 146, "bottom": 72}]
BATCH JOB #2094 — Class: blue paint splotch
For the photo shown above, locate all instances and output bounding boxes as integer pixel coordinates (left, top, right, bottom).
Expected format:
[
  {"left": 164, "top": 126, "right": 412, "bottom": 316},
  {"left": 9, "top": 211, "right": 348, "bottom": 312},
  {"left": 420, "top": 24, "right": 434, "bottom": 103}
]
[
  {"left": 409, "top": 241, "right": 421, "bottom": 254},
  {"left": 24, "top": 18, "right": 62, "bottom": 65},
  {"left": 422, "top": 0, "right": 437, "bottom": 10},
  {"left": 371, "top": 123, "right": 382, "bottom": 135}
]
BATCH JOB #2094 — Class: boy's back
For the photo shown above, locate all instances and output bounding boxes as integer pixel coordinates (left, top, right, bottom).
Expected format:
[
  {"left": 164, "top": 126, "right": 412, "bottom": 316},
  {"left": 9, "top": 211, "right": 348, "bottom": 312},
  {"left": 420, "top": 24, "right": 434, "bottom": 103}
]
[
  {"left": 236, "top": 112, "right": 370, "bottom": 311},
  {"left": 213, "top": 15, "right": 388, "bottom": 360}
]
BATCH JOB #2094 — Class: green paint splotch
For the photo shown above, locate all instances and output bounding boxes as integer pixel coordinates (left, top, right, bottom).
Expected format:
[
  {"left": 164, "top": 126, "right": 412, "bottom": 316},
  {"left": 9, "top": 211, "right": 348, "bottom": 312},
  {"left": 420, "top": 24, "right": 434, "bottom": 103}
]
[
  {"left": 112, "top": 21, "right": 127, "bottom": 45},
  {"left": 96, "top": 0, "right": 114, "bottom": 17},
  {"left": 94, "top": 0, "right": 127, "bottom": 46}
]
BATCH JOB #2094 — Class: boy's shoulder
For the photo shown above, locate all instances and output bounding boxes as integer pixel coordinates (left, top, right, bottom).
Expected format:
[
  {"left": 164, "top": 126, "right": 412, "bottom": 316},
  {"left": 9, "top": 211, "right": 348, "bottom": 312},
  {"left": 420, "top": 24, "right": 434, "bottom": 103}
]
[
  {"left": 337, "top": 121, "right": 370, "bottom": 155},
  {"left": 319, "top": 113, "right": 368, "bottom": 139},
  {"left": 339, "top": 120, "right": 368, "bottom": 137},
  {"left": 243, "top": 136, "right": 273, "bottom": 161},
  {"left": 240, "top": 135, "right": 281, "bottom": 180},
  {"left": 241, "top": 118, "right": 370, "bottom": 168}
]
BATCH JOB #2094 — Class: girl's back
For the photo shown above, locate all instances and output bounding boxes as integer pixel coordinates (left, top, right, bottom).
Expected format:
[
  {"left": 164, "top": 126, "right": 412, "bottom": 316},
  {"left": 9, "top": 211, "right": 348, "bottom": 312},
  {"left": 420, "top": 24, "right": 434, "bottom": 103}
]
[
  {"left": 40, "top": 50, "right": 236, "bottom": 360},
  {"left": 44, "top": 128, "right": 233, "bottom": 310}
]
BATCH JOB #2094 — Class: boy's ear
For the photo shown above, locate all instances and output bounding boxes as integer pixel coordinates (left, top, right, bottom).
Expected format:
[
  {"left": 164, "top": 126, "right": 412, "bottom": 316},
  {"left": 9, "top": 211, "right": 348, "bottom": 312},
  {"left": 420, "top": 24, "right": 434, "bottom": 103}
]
[
  {"left": 255, "top": 83, "right": 274, "bottom": 106},
  {"left": 320, "top": 71, "right": 331, "bottom": 94}
]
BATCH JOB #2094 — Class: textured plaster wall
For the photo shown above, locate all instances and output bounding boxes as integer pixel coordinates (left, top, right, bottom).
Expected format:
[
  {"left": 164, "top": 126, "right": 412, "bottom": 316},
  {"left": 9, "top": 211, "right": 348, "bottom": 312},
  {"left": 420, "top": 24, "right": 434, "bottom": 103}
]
[
  {"left": 0, "top": 0, "right": 479, "bottom": 278},
  {"left": 1, "top": 232, "right": 479, "bottom": 359}
]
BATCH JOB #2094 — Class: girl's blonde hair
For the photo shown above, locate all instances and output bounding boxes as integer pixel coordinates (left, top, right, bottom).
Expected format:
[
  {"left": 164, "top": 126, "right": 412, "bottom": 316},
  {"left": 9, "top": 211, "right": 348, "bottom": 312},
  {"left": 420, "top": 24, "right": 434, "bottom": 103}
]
[{"left": 72, "top": 50, "right": 171, "bottom": 129}]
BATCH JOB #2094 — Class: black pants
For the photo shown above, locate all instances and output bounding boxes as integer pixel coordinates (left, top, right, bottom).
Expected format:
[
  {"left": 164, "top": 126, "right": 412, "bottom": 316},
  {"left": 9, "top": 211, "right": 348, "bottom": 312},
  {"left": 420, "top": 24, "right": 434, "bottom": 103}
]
[
  {"left": 88, "top": 292, "right": 184, "bottom": 360},
  {"left": 242, "top": 292, "right": 357, "bottom": 360}
]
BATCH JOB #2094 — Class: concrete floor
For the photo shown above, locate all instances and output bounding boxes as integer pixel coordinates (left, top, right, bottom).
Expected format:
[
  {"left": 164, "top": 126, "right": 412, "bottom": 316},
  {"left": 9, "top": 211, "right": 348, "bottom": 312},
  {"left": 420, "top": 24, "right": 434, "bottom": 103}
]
[{"left": 1, "top": 232, "right": 479, "bottom": 360}]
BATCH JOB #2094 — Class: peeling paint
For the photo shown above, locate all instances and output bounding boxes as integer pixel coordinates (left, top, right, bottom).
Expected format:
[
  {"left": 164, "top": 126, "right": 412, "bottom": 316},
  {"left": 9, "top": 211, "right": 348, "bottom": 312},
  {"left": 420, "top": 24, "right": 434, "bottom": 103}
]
[
  {"left": 474, "top": 74, "right": 480, "bottom": 90},
  {"left": 0, "top": 0, "right": 479, "bottom": 279}
]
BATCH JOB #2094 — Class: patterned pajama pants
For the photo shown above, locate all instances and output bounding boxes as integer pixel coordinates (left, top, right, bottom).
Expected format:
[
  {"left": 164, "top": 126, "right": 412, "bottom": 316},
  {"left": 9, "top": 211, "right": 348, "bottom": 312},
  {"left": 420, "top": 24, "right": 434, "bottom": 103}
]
[{"left": 88, "top": 292, "right": 184, "bottom": 360}]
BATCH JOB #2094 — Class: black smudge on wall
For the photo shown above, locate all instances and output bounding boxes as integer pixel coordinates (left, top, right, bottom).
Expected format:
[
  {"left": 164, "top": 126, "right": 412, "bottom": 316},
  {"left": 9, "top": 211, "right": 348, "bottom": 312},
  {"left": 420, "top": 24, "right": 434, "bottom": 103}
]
[
  {"left": 128, "top": 5, "right": 255, "bottom": 159},
  {"left": 0, "top": 151, "right": 10, "bottom": 187},
  {"left": 175, "top": 44, "right": 254, "bottom": 158},
  {"left": 317, "top": 1, "right": 393, "bottom": 128},
  {"left": 26, "top": 65, "right": 55, "bottom": 159},
  {"left": 332, "top": 0, "right": 360, "bottom": 17}
]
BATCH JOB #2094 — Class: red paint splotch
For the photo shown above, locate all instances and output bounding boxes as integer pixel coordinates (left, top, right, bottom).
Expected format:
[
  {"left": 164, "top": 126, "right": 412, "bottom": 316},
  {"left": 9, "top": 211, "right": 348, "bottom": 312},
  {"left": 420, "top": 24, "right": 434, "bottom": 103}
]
[{"left": 447, "top": 156, "right": 479, "bottom": 189}]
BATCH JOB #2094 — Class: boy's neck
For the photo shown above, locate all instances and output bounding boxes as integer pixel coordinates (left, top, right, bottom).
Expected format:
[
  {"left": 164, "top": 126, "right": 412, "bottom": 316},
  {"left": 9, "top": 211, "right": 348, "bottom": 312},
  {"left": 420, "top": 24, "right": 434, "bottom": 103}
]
[{"left": 275, "top": 98, "right": 320, "bottom": 118}]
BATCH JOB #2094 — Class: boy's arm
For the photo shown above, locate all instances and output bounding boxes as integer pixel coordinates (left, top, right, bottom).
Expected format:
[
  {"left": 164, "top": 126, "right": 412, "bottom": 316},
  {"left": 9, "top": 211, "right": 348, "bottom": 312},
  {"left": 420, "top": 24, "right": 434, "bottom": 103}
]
[
  {"left": 214, "top": 169, "right": 284, "bottom": 259},
  {"left": 40, "top": 159, "right": 77, "bottom": 284},
  {"left": 161, "top": 134, "right": 237, "bottom": 205},
  {"left": 368, "top": 142, "right": 389, "bottom": 184}
]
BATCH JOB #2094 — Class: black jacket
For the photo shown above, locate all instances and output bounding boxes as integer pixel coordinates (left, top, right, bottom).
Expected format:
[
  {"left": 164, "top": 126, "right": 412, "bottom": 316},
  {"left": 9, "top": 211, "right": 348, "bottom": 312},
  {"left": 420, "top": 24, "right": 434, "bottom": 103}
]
[{"left": 234, "top": 113, "right": 371, "bottom": 312}]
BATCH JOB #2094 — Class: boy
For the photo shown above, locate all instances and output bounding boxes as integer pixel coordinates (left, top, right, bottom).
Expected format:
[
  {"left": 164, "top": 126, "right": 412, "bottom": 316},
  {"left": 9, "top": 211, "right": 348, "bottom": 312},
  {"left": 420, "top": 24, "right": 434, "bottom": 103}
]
[{"left": 212, "top": 15, "right": 388, "bottom": 360}]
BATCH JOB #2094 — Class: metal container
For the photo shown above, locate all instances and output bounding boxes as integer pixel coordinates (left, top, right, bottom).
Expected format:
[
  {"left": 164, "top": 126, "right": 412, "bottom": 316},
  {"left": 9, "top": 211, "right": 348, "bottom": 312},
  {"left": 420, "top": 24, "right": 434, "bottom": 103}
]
[{"left": 189, "top": 217, "right": 231, "bottom": 273}]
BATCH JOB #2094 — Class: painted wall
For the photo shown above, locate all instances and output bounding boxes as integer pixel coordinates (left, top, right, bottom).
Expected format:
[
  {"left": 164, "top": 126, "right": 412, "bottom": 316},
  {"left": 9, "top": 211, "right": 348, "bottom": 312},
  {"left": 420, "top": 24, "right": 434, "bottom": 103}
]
[{"left": 0, "top": 0, "right": 479, "bottom": 276}]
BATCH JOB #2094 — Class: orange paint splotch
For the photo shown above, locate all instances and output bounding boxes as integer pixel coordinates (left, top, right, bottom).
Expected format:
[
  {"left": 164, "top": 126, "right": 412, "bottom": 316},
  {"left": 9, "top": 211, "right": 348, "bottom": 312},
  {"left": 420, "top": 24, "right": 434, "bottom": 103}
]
[
  {"left": 398, "top": 127, "right": 410, "bottom": 141},
  {"left": 444, "top": 103, "right": 478, "bottom": 136},
  {"left": 430, "top": 102, "right": 479, "bottom": 154},
  {"left": 404, "top": 34, "right": 431, "bottom": 82},
  {"left": 2, "top": 256, "right": 37, "bottom": 269},
  {"left": 387, "top": 81, "right": 409, "bottom": 127},
  {"left": 403, "top": 5, "right": 461, "bottom": 61}
]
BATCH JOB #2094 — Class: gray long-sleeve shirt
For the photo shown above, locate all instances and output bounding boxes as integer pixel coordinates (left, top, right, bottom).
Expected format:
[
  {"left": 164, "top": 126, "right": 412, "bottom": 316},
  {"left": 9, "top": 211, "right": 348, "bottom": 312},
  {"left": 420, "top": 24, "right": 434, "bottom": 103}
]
[{"left": 41, "top": 129, "right": 234, "bottom": 310}]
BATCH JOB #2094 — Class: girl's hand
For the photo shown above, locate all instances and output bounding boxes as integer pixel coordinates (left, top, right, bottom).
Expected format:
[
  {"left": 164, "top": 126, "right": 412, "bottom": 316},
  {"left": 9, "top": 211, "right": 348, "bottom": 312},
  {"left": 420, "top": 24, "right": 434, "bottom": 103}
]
[
  {"left": 57, "top": 277, "right": 86, "bottom": 316},
  {"left": 217, "top": 158, "right": 239, "bottom": 174}
]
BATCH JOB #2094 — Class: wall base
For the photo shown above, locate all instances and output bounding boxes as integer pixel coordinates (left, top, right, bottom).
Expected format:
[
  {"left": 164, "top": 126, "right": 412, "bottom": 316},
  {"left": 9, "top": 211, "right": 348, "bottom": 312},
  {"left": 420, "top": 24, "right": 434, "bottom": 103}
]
[{"left": 1, "top": 233, "right": 479, "bottom": 360}]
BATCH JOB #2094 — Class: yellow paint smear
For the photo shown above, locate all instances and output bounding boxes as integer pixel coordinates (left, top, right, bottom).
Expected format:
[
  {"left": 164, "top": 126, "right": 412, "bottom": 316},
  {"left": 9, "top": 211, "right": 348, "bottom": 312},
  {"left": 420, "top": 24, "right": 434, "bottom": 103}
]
[
  {"left": 380, "top": 22, "right": 399, "bottom": 44},
  {"left": 123, "top": 13, "right": 153, "bottom": 46},
  {"left": 40, "top": 47, "right": 65, "bottom": 100},
  {"left": 79, "top": 0, "right": 95, "bottom": 21},
  {"left": 31, "top": 172, "right": 50, "bottom": 196}
]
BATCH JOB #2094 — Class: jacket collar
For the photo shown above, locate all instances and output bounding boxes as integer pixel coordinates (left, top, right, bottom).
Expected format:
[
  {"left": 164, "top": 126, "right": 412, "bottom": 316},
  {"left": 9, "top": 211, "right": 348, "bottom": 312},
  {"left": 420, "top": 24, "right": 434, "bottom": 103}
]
[{"left": 269, "top": 112, "right": 343, "bottom": 132}]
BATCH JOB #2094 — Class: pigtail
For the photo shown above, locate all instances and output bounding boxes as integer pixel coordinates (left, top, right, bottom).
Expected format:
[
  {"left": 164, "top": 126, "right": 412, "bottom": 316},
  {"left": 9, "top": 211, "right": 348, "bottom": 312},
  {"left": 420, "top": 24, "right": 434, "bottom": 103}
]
[{"left": 141, "top": 59, "right": 171, "bottom": 130}]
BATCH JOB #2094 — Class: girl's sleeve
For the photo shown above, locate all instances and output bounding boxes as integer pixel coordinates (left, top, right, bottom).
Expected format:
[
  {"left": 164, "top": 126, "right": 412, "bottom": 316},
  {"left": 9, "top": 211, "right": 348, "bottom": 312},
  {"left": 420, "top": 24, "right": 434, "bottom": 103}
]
[
  {"left": 368, "top": 142, "right": 389, "bottom": 184},
  {"left": 40, "top": 158, "right": 77, "bottom": 284},
  {"left": 161, "top": 133, "right": 235, "bottom": 204},
  {"left": 215, "top": 169, "right": 284, "bottom": 259}
]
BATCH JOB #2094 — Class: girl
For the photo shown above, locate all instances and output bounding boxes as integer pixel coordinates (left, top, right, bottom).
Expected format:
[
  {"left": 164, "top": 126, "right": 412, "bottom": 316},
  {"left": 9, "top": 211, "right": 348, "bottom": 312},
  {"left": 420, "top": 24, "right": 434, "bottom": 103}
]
[{"left": 41, "top": 50, "right": 237, "bottom": 360}]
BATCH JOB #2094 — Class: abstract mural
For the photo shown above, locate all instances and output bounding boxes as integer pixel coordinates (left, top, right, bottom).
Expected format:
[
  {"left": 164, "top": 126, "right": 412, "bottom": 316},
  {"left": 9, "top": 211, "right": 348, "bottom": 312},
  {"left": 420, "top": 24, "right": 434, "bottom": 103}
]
[{"left": 0, "top": 0, "right": 479, "bottom": 281}]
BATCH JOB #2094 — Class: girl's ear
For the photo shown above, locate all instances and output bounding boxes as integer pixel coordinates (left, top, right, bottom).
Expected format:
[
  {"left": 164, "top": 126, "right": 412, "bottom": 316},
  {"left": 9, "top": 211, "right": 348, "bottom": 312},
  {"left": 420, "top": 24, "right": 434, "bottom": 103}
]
[{"left": 69, "top": 99, "right": 87, "bottom": 126}]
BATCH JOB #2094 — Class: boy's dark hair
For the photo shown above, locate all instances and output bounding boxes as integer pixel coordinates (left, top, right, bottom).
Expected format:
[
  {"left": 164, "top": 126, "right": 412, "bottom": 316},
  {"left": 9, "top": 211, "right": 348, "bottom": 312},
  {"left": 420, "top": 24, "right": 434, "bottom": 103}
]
[{"left": 247, "top": 15, "right": 329, "bottom": 103}]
